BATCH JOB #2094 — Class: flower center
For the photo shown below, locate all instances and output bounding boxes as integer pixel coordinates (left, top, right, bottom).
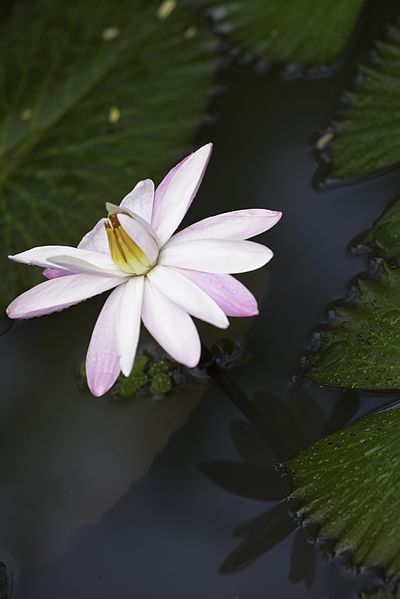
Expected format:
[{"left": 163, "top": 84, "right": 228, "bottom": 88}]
[{"left": 105, "top": 213, "right": 153, "bottom": 275}]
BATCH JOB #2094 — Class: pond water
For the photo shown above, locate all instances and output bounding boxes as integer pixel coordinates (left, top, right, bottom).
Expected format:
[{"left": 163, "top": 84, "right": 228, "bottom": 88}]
[{"left": 2, "top": 2, "right": 400, "bottom": 598}]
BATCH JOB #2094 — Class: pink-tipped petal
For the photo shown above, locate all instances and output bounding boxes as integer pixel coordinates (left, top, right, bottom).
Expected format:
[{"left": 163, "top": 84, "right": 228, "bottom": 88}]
[
  {"left": 6, "top": 274, "right": 122, "bottom": 319},
  {"left": 141, "top": 278, "right": 201, "bottom": 368},
  {"left": 160, "top": 239, "right": 273, "bottom": 274},
  {"left": 115, "top": 276, "right": 144, "bottom": 376},
  {"left": 151, "top": 143, "right": 213, "bottom": 246},
  {"left": 42, "top": 267, "right": 72, "bottom": 280},
  {"left": 10, "top": 245, "right": 124, "bottom": 277},
  {"left": 173, "top": 268, "right": 259, "bottom": 317},
  {"left": 147, "top": 265, "right": 229, "bottom": 329},
  {"left": 120, "top": 179, "right": 155, "bottom": 222},
  {"left": 170, "top": 209, "right": 282, "bottom": 245},
  {"left": 86, "top": 285, "right": 124, "bottom": 397},
  {"left": 78, "top": 218, "right": 109, "bottom": 254}
]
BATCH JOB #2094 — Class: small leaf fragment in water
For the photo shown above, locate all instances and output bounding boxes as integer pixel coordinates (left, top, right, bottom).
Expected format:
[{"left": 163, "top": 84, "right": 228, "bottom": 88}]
[
  {"left": 119, "top": 354, "right": 149, "bottom": 396},
  {"left": 149, "top": 360, "right": 173, "bottom": 395}
]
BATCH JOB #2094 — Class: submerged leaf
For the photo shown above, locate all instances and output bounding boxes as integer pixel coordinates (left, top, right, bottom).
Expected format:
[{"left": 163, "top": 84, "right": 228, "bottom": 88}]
[
  {"left": 204, "top": 0, "right": 364, "bottom": 65},
  {"left": 286, "top": 408, "right": 400, "bottom": 582},
  {"left": 321, "top": 26, "right": 400, "bottom": 180},
  {"left": 0, "top": 0, "right": 216, "bottom": 306}
]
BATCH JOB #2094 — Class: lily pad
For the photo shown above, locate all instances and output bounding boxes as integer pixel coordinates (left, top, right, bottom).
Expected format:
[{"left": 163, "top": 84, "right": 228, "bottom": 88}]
[
  {"left": 319, "top": 26, "right": 400, "bottom": 180},
  {"left": 204, "top": 0, "right": 364, "bottom": 65},
  {"left": 308, "top": 264, "right": 400, "bottom": 391},
  {"left": 0, "top": 0, "right": 216, "bottom": 307},
  {"left": 362, "top": 198, "right": 400, "bottom": 265},
  {"left": 286, "top": 407, "right": 400, "bottom": 582},
  {"left": 307, "top": 192, "right": 400, "bottom": 391}
]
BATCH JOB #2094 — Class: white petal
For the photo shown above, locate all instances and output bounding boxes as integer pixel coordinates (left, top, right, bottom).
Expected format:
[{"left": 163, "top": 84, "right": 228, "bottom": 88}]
[
  {"left": 78, "top": 218, "right": 109, "bottom": 254},
  {"left": 160, "top": 239, "right": 273, "bottom": 274},
  {"left": 9, "top": 246, "right": 125, "bottom": 277},
  {"left": 115, "top": 276, "right": 144, "bottom": 376},
  {"left": 120, "top": 179, "right": 155, "bottom": 222},
  {"left": 147, "top": 265, "right": 228, "bottom": 329},
  {"left": 141, "top": 278, "right": 201, "bottom": 367},
  {"left": 170, "top": 209, "right": 282, "bottom": 245},
  {"left": 6, "top": 274, "right": 122, "bottom": 319},
  {"left": 151, "top": 143, "right": 213, "bottom": 246},
  {"left": 86, "top": 286, "right": 124, "bottom": 397},
  {"left": 117, "top": 213, "right": 159, "bottom": 264}
]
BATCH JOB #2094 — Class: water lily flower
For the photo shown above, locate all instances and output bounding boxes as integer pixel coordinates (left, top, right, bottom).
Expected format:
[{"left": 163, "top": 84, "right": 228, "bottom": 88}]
[{"left": 6, "top": 144, "right": 281, "bottom": 396}]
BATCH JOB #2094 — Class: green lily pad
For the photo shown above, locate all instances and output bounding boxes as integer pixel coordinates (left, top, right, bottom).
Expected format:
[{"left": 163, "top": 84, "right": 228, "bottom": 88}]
[
  {"left": 362, "top": 198, "right": 400, "bottom": 265},
  {"left": 0, "top": 0, "right": 216, "bottom": 307},
  {"left": 307, "top": 193, "right": 400, "bottom": 391},
  {"left": 286, "top": 407, "right": 400, "bottom": 582},
  {"left": 204, "top": 0, "right": 364, "bottom": 65},
  {"left": 319, "top": 26, "right": 400, "bottom": 180},
  {"left": 308, "top": 264, "right": 400, "bottom": 391}
]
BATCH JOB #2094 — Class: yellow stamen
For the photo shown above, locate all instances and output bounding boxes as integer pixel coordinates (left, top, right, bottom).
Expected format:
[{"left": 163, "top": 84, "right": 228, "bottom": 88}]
[{"left": 105, "top": 213, "right": 151, "bottom": 275}]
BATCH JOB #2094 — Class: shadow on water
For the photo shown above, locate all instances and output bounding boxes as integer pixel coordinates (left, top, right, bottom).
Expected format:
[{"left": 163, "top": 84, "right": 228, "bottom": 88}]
[
  {"left": 198, "top": 382, "right": 359, "bottom": 575},
  {"left": 2, "top": 1, "right": 400, "bottom": 597}
]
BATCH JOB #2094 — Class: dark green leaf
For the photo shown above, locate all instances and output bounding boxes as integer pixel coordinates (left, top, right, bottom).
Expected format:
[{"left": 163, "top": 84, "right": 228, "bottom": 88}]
[
  {"left": 286, "top": 407, "right": 400, "bottom": 581},
  {"left": 204, "top": 0, "right": 364, "bottom": 65},
  {"left": 0, "top": 0, "right": 216, "bottom": 306},
  {"left": 322, "top": 27, "right": 400, "bottom": 180},
  {"left": 362, "top": 198, "right": 400, "bottom": 264},
  {"left": 308, "top": 264, "right": 400, "bottom": 390}
]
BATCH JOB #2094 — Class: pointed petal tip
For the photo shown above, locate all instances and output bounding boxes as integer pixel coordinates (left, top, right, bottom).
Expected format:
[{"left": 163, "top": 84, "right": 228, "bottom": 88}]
[
  {"left": 87, "top": 371, "right": 118, "bottom": 397},
  {"left": 137, "top": 178, "right": 155, "bottom": 187},
  {"left": 185, "top": 355, "right": 201, "bottom": 369},
  {"left": 88, "top": 382, "right": 108, "bottom": 398},
  {"left": 198, "top": 142, "right": 213, "bottom": 158},
  {"left": 120, "top": 361, "right": 132, "bottom": 378},
  {"left": 219, "top": 316, "right": 230, "bottom": 329},
  {"left": 5, "top": 306, "right": 15, "bottom": 319}
]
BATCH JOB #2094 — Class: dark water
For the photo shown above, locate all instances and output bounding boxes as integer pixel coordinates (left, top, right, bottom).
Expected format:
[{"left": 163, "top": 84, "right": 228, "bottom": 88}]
[{"left": 2, "top": 3, "right": 400, "bottom": 598}]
